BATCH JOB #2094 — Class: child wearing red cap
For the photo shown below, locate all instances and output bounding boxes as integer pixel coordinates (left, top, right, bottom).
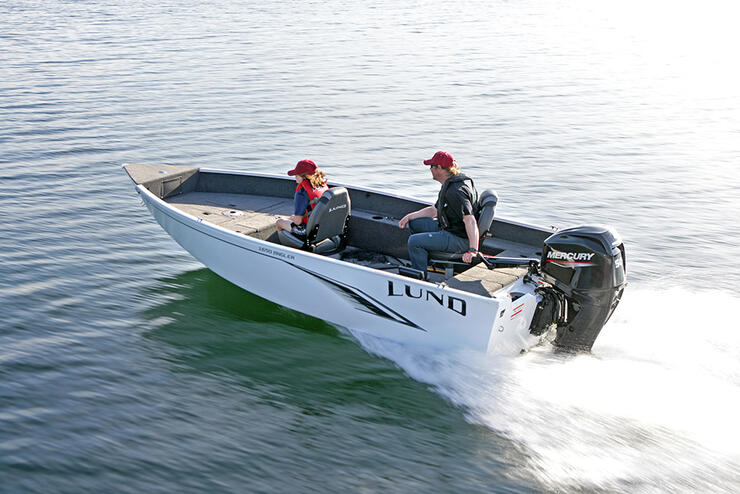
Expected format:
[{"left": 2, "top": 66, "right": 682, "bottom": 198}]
[{"left": 276, "top": 160, "right": 328, "bottom": 236}]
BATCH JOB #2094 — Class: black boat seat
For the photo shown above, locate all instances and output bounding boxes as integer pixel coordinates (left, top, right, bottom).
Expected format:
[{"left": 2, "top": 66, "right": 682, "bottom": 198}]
[
  {"left": 278, "top": 187, "right": 351, "bottom": 254},
  {"left": 428, "top": 189, "right": 498, "bottom": 275}
]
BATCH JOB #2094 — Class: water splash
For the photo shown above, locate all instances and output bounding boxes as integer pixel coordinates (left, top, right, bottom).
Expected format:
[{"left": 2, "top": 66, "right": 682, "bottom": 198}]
[{"left": 352, "top": 286, "right": 740, "bottom": 492}]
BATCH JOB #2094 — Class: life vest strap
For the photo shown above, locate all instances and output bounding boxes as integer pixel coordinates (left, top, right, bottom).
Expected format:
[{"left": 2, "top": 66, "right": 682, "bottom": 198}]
[{"left": 296, "top": 180, "right": 328, "bottom": 224}]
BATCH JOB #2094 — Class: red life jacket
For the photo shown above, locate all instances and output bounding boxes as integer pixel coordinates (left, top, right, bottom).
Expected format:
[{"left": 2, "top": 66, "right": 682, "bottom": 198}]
[{"left": 296, "top": 180, "right": 328, "bottom": 224}]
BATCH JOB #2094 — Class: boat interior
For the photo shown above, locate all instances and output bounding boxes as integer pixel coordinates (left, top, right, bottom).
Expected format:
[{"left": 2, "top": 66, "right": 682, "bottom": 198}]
[{"left": 125, "top": 163, "right": 554, "bottom": 298}]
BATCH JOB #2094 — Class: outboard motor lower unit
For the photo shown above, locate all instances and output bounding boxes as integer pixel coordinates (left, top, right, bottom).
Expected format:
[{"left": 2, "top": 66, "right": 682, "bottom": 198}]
[{"left": 533, "top": 225, "right": 626, "bottom": 352}]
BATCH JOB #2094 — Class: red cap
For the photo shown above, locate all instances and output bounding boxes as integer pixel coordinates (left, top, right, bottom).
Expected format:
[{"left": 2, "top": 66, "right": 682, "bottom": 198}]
[
  {"left": 288, "top": 159, "right": 317, "bottom": 176},
  {"left": 423, "top": 151, "right": 454, "bottom": 168}
]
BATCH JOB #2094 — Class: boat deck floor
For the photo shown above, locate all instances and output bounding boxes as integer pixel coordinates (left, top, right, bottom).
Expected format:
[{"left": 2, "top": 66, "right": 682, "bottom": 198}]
[
  {"left": 167, "top": 191, "right": 288, "bottom": 240},
  {"left": 167, "top": 191, "right": 528, "bottom": 298}
]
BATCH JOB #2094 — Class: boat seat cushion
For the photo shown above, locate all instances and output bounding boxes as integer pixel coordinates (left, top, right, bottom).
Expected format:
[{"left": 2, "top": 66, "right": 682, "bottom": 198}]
[
  {"left": 278, "top": 228, "right": 304, "bottom": 249},
  {"left": 278, "top": 187, "right": 351, "bottom": 253}
]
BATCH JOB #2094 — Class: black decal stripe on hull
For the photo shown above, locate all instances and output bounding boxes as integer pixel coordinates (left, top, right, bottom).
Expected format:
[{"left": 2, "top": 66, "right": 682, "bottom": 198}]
[{"left": 290, "top": 265, "right": 425, "bottom": 331}]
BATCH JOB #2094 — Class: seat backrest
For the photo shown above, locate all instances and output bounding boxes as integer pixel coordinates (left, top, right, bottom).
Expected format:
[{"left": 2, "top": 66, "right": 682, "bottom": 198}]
[
  {"left": 306, "top": 187, "right": 351, "bottom": 244},
  {"left": 476, "top": 189, "right": 498, "bottom": 237}
]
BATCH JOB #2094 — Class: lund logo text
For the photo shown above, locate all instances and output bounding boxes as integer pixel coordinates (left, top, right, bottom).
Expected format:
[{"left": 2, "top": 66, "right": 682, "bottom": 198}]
[{"left": 387, "top": 281, "right": 466, "bottom": 316}]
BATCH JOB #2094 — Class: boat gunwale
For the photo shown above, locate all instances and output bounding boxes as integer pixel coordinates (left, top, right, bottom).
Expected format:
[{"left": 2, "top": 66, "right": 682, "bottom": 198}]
[{"left": 197, "top": 167, "right": 554, "bottom": 236}]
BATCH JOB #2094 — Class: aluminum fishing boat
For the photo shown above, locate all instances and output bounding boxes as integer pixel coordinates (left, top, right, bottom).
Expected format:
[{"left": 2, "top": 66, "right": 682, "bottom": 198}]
[{"left": 124, "top": 163, "right": 626, "bottom": 355}]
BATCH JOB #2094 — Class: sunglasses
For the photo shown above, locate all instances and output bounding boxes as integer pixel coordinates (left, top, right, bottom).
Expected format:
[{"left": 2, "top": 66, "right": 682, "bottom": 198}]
[{"left": 429, "top": 164, "right": 440, "bottom": 169}]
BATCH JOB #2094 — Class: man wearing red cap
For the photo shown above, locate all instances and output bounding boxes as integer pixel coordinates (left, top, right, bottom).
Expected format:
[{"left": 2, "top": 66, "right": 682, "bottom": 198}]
[
  {"left": 276, "top": 159, "right": 328, "bottom": 235},
  {"left": 398, "top": 151, "right": 480, "bottom": 276}
]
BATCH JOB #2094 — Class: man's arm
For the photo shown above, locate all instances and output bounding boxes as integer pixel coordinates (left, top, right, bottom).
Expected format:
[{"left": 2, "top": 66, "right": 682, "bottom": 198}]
[
  {"left": 461, "top": 214, "right": 479, "bottom": 263},
  {"left": 398, "top": 205, "right": 436, "bottom": 229}
]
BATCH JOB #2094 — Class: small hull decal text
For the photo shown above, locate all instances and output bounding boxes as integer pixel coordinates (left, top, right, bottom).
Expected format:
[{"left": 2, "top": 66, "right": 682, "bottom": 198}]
[{"left": 387, "top": 281, "right": 467, "bottom": 316}]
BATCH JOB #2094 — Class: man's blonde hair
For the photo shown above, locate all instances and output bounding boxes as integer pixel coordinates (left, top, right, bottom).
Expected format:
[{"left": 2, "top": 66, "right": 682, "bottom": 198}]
[{"left": 448, "top": 162, "right": 460, "bottom": 175}]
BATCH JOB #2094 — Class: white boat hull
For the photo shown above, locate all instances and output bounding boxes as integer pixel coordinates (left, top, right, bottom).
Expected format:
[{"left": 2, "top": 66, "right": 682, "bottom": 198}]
[{"left": 137, "top": 184, "right": 543, "bottom": 356}]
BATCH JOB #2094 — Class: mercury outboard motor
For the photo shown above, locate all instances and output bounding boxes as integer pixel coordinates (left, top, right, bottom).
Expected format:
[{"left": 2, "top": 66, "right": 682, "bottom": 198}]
[{"left": 531, "top": 225, "right": 626, "bottom": 352}]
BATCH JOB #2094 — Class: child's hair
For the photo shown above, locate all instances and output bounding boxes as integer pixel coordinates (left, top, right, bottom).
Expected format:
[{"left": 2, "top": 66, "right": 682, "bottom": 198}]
[{"left": 305, "top": 170, "right": 327, "bottom": 188}]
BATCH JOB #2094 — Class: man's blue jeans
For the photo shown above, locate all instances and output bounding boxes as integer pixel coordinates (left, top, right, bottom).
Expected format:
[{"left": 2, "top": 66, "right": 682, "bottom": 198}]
[{"left": 407, "top": 218, "right": 468, "bottom": 272}]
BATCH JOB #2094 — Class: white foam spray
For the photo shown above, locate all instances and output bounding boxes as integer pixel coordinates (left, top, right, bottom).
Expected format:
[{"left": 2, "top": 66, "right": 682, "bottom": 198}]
[{"left": 352, "top": 286, "right": 740, "bottom": 493}]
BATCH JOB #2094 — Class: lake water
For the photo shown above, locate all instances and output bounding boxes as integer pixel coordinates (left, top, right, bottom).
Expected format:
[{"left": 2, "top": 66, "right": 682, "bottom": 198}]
[{"left": 2, "top": 1, "right": 739, "bottom": 492}]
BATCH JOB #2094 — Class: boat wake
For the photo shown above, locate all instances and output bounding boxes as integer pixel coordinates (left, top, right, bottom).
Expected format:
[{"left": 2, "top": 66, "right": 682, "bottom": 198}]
[{"left": 351, "top": 286, "right": 740, "bottom": 493}]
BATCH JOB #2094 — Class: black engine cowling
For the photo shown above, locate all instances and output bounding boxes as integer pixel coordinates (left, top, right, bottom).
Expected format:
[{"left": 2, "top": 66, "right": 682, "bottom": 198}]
[{"left": 534, "top": 225, "right": 626, "bottom": 352}]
